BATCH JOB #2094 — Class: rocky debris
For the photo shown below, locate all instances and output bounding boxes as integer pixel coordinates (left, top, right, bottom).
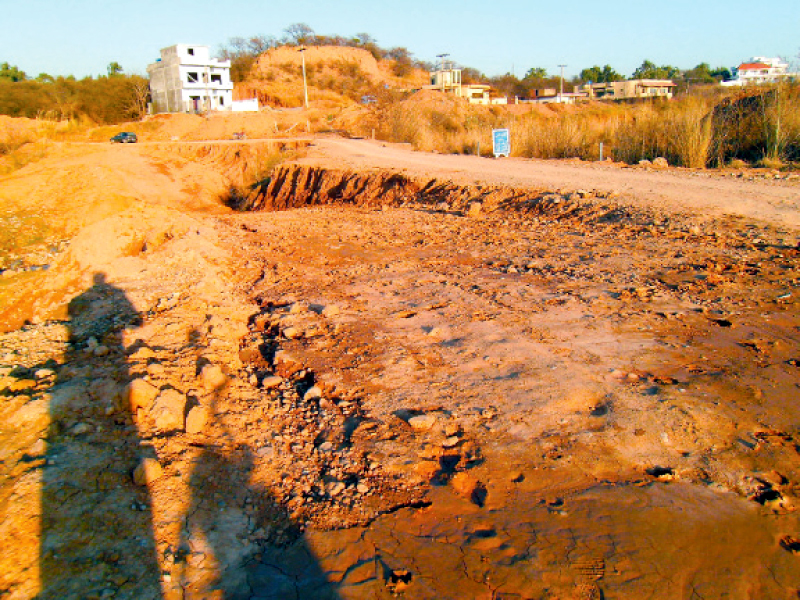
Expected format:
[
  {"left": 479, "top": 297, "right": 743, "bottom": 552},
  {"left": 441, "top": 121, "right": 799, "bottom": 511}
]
[
  {"left": 230, "top": 302, "right": 430, "bottom": 534},
  {"left": 780, "top": 535, "right": 800, "bottom": 554}
]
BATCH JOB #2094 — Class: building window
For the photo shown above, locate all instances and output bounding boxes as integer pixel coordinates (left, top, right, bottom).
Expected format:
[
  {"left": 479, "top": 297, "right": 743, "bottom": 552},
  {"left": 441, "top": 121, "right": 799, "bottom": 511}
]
[
  {"left": 188, "top": 48, "right": 195, "bottom": 56},
  {"left": 187, "top": 72, "right": 198, "bottom": 83},
  {"left": 219, "top": 97, "right": 224, "bottom": 106},
  {"left": 211, "top": 74, "right": 222, "bottom": 84}
]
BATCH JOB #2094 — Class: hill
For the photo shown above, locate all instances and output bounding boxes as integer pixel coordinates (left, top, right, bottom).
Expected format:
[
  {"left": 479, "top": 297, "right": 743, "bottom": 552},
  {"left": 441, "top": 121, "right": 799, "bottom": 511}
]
[{"left": 235, "top": 45, "right": 429, "bottom": 108}]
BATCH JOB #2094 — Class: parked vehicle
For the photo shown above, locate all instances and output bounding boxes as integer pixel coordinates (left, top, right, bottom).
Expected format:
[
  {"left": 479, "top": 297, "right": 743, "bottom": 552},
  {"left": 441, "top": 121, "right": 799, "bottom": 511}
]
[{"left": 110, "top": 132, "right": 138, "bottom": 144}]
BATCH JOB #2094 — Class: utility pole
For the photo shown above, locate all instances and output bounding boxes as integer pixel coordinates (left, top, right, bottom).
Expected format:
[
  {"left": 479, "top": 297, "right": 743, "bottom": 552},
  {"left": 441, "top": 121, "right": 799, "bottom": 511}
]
[
  {"left": 436, "top": 53, "right": 450, "bottom": 92},
  {"left": 558, "top": 64, "right": 567, "bottom": 102},
  {"left": 299, "top": 46, "right": 309, "bottom": 109}
]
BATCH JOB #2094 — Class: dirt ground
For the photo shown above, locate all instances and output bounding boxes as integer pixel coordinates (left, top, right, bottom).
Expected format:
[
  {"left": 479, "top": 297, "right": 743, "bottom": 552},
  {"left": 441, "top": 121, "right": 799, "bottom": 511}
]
[{"left": 2, "top": 131, "right": 800, "bottom": 599}]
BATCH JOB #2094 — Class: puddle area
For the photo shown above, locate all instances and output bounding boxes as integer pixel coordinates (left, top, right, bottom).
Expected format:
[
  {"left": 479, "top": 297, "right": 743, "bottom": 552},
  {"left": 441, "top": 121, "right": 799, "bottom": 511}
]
[{"left": 257, "top": 473, "right": 800, "bottom": 599}]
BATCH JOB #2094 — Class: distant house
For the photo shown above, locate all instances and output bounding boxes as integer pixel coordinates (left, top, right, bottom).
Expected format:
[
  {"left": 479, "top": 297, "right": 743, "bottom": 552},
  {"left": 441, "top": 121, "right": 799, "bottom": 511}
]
[
  {"left": 424, "top": 67, "right": 508, "bottom": 105},
  {"left": 523, "top": 88, "right": 589, "bottom": 104},
  {"left": 582, "top": 79, "right": 676, "bottom": 101},
  {"left": 147, "top": 44, "right": 234, "bottom": 114},
  {"left": 721, "top": 57, "right": 793, "bottom": 86}
]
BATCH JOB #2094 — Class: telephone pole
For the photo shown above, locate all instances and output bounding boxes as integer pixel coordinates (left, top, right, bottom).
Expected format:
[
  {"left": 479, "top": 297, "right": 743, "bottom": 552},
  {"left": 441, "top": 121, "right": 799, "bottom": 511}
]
[
  {"left": 558, "top": 64, "right": 567, "bottom": 102},
  {"left": 299, "top": 46, "right": 309, "bottom": 109}
]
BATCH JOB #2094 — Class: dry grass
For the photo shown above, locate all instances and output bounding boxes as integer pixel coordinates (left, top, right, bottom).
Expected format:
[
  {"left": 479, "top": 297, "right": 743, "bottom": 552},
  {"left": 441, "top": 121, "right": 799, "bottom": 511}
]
[{"left": 371, "top": 85, "right": 800, "bottom": 168}]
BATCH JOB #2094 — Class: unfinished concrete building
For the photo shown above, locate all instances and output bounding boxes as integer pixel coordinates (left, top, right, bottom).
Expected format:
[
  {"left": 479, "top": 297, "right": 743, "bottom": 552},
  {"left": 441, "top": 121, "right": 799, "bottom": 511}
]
[{"left": 147, "top": 44, "right": 234, "bottom": 114}]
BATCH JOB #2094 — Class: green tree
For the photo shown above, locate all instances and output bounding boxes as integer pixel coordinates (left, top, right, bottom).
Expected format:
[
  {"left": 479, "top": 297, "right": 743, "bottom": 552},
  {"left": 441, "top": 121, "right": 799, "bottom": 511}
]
[
  {"left": 710, "top": 66, "right": 732, "bottom": 81},
  {"left": 107, "top": 62, "right": 123, "bottom": 77},
  {"left": 524, "top": 67, "right": 548, "bottom": 80},
  {"left": 36, "top": 73, "right": 54, "bottom": 83},
  {"left": 682, "top": 62, "right": 715, "bottom": 84},
  {"left": 580, "top": 64, "right": 623, "bottom": 83},
  {"left": 0, "top": 62, "right": 27, "bottom": 82},
  {"left": 632, "top": 59, "right": 678, "bottom": 80}
]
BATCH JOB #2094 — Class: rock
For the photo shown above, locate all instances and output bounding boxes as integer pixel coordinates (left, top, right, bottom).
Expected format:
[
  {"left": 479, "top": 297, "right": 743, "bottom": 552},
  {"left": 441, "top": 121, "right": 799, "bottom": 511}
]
[
  {"left": 638, "top": 159, "right": 652, "bottom": 167},
  {"left": 290, "top": 302, "right": 308, "bottom": 314},
  {"left": 147, "top": 363, "right": 166, "bottom": 376},
  {"left": 444, "top": 422, "right": 461, "bottom": 437},
  {"left": 282, "top": 326, "right": 303, "bottom": 339},
  {"left": 93, "top": 345, "right": 110, "bottom": 357},
  {"left": 70, "top": 422, "right": 94, "bottom": 436},
  {"left": 408, "top": 414, "right": 437, "bottom": 431},
  {"left": 133, "top": 458, "right": 163, "bottom": 486},
  {"left": 415, "top": 461, "right": 440, "bottom": 480},
  {"left": 442, "top": 436, "right": 460, "bottom": 448},
  {"left": 151, "top": 389, "right": 187, "bottom": 431},
  {"left": 328, "top": 481, "right": 346, "bottom": 496},
  {"left": 10, "top": 379, "right": 36, "bottom": 392},
  {"left": 467, "top": 202, "right": 482, "bottom": 217},
  {"left": 303, "top": 386, "right": 322, "bottom": 401},
  {"left": 185, "top": 406, "right": 209, "bottom": 434},
  {"left": 129, "top": 346, "right": 156, "bottom": 360},
  {"left": 261, "top": 375, "right": 283, "bottom": 389},
  {"left": 34, "top": 368, "right": 55, "bottom": 380},
  {"left": 322, "top": 304, "right": 341, "bottom": 318},
  {"left": 126, "top": 378, "right": 158, "bottom": 413},
  {"left": 652, "top": 157, "right": 669, "bottom": 169},
  {"left": 273, "top": 350, "right": 299, "bottom": 368},
  {"left": 451, "top": 472, "right": 488, "bottom": 506},
  {"left": 356, "top": 483, "right": 370, "bottom": 494},
  {"left": 200, "top": 364, "right": 228, "bottom": 391},
  {"left": 29, "top": 438, "right": 46, "bottom": 455}
]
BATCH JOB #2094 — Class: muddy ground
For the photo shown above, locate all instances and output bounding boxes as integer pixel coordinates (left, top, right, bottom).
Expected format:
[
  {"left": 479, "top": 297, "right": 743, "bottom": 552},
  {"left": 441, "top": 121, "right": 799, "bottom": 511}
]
[{"left": 1, "top": 136, "right": 800, "bottom": 599}]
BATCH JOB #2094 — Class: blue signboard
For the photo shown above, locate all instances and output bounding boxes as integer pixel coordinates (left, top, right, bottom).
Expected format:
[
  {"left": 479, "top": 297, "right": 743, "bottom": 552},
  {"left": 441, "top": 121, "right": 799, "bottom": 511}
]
[{"left": 492, "top": 128, "right": 510, "bottom": 157}]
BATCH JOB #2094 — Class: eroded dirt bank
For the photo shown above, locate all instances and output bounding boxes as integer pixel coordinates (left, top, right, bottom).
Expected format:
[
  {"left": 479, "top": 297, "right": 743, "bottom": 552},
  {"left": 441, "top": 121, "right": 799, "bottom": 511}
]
[{"left": 2, "top": 145, "right": 800, "bottom": 599}]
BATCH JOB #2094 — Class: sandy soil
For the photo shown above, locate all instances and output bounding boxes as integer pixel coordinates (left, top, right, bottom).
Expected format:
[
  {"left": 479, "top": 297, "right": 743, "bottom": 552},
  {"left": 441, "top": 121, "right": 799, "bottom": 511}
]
[{"left": 1, "top": 132, "right": 800, "bottom": 599}]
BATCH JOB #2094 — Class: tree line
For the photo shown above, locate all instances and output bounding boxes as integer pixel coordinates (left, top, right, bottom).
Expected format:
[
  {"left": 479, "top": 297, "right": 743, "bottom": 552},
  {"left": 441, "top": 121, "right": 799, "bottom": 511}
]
[
  {"left": 475, "top": 60, "right": 733, "bottom": 99},
  {"left": 0, "top": 62, "right": 148, "bottom": 124}
]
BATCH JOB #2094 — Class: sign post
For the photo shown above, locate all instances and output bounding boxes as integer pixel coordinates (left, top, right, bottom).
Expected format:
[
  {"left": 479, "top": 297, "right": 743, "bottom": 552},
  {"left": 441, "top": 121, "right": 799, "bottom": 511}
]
[{"left": 492, "top": 128, "right": 510, "bottom": 158}]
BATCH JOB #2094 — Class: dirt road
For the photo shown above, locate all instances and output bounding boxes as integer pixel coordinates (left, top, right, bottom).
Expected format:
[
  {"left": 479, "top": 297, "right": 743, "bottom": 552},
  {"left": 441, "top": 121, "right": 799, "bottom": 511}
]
[{"left": 2, "top": 136, "right": 800, "bottom": 599}]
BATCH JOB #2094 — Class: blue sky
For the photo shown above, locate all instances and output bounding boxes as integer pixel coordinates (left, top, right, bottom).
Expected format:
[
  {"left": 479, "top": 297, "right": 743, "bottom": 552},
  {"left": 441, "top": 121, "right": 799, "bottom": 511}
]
[{"left": 2, "top": 0, "right": 798, "bottom": 79}]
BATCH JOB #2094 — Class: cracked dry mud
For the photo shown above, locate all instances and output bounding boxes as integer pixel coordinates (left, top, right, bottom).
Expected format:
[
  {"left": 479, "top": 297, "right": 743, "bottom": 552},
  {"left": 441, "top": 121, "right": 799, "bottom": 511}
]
[{"left": 2, "top": 138, "right": 800, "bottom": 599}]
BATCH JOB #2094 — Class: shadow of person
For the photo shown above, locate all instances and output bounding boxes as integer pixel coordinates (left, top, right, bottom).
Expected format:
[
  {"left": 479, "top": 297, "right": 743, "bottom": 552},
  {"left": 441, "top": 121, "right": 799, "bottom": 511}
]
[
  {"left": 173, "top": 356, "right": 342, "bottom": 599},
  {"left": 39, "top": 272, "right": 162, "bottom": 599}
]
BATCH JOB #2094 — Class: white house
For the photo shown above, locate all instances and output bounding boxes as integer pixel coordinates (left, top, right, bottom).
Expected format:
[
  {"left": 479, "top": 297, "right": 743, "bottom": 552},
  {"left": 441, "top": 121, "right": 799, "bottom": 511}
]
[
  {"left": 424, "top": 67, "right": 508, "bottom": 105},
  {"left": 147, "top": 44, "right": 234, "bottom": 113},
  {"left": 721, "top": 57, "right": 793, "bottom": 86}
]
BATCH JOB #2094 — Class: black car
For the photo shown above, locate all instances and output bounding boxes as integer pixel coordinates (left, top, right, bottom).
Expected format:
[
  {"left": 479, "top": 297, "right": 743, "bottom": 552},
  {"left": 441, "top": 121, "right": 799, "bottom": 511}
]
[{"left": 110, "top": 132, "right": 138, "bottom": 143}]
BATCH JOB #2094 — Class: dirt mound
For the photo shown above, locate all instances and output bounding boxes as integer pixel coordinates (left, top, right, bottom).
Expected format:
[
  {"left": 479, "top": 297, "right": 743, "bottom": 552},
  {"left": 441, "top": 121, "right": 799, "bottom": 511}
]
[
  {"left": 253, "top": 45, "right": 423, "bottom": 86},
  {"left": 240, "top": 45, "right": 428, "bottom": 108}
]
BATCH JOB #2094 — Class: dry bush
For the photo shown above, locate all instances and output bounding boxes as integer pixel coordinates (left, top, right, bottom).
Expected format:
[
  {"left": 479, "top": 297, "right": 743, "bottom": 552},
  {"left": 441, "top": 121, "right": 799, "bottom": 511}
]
[
  {"left": 515, "top": 114, "right": 597, "bottom": 160},
  {"left": 0, "top": 118, "right": 51, "bottom": 174},
  {"left": 711, "top": 84, "right": 800, "bottom": 166}
]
